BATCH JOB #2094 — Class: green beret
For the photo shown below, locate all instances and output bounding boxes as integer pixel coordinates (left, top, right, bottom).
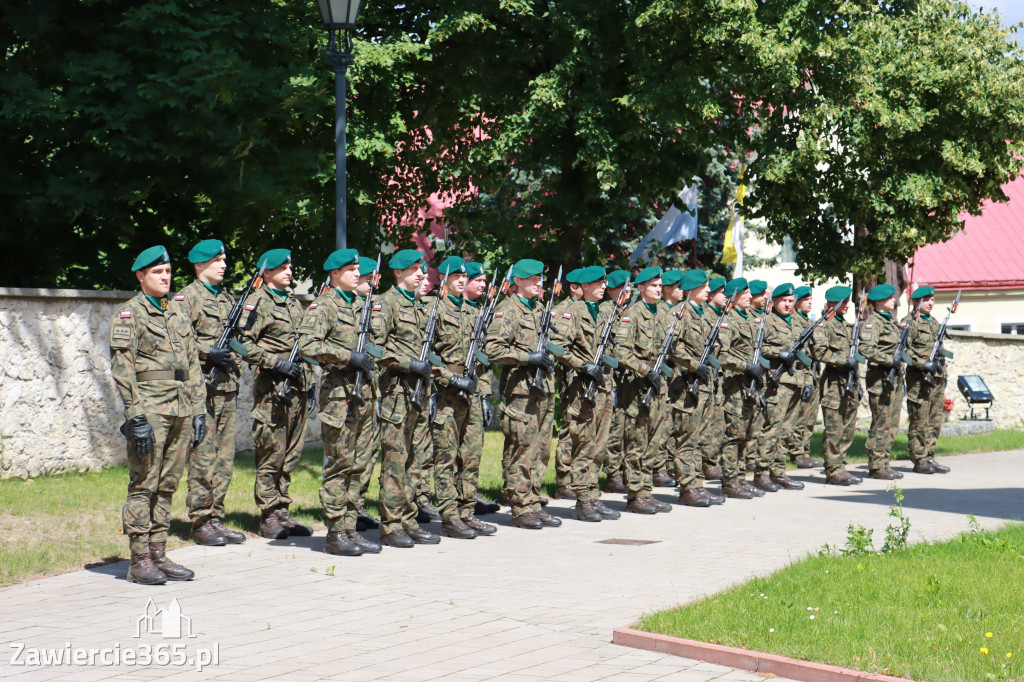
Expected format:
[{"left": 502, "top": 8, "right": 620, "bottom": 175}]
[
  {"left": 607, "top": 269, "right": 631, "bottom": 289},
  {"left": 565, "top": 268, "right": 582, "bottom": 284},
  {"left": 258, "top": 248, "right": 291, "bottom": 271},
  {"left": 511, "top": 258, "right": 545, "bottom": 279},
  {"left": 661, "top": 269, "right": 684, "bottom": 287},
  {"left": 323, "top": 248, "right": 359, "bottom": 271},
  {"left": 437, "top": 256, "right": 467, "bottom": 276},
  {"left": 389, "top": 249, "right": 424, "bottom": 271},
  {"left": 910, "top": 285, "right": 935, "bottom": 299},
  {"left": 187, "top": 239, "right": 225, "bottom": 264},
  {"left": 576, "top": 265, "right": 606, "bottom": 284},
  {"left": 358, "top": 256, "right": 378, "bottom": 276},
  {"left": 772, "top": 282, "right": 795, "bottom": 298},
  {"left": 465, "top": 261, "right": 485, "bottom": 279},
  {"left": 678, "top": 269, "right": 708, "bottom": 291},
  {"left": 708, "top": 277, "right": 726, "bottom": 293},
  {"left": 634, "top": 266, "right": 662, "bottom": 285},
  {"left": 825, "top": 286, "right": 852, "bottom": 303},
  {"left": 794, "top": 286, "right": 812, "bottom": 300},
  {"left": 132, "top": 245, "right": 170, "bottom": 272},
  {"left": 748, "top": 280, "right": 768, "bottom": 296},
  {"left": 724, "top": 277, "right": 749, "bottom": 297},
  {"left": 868, "top": 283, "right": 896, "bottom": 301}
]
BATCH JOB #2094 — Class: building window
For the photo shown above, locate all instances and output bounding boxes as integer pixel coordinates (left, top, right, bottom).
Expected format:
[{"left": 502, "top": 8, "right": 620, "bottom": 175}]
[
  {"left": 1001, "top": 322, "right": 1024, "bottom": 335},
  {"left": 779, "top": 235, "right": 796, "bottom": 265},
  {"left": 946, "top": 324, "right": 971, "bottom": 332}
]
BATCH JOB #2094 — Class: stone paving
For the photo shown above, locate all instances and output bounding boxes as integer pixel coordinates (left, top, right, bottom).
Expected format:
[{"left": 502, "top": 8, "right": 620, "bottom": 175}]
[{"left": 1, "top": 449, "right": 1022, "bottom": 681}]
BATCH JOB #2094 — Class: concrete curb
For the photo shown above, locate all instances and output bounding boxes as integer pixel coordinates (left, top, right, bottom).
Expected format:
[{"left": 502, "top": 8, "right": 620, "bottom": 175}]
[{"left": 612, "top": 626, "right": 912, "bottom": 682}]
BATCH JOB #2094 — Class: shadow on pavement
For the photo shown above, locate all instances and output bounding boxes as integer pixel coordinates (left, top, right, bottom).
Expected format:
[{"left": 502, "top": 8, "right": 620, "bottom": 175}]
[{"left": 824, "top": 486, "right": 1024, "bottom": 521}]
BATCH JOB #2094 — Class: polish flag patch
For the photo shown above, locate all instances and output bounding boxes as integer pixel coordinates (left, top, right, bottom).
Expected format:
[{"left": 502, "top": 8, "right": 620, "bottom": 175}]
[
  {"left": 550, "top": 312, "right": 557, "bottom": 317},
  {"left": 495, "top": 311, "right": 503, "bottom": 318},
  {"left": 120, "top": 311, "right": 132, "bottom": 318},
  {"left": 174, "top": 295, "right": 185, "bottom": 301},
  {"left": 245, "top": 304, "right": 256, "bottom": 311},
  {"left": 622, "top": 316, "right": 630, "bottom": 322},
  {"left": 562, "top": 312, "right": 572, "bottom": 319},
  {"left": 308, "top": 303, "right": 318, "bottom": 310},
  {"left": 817, "top": 323, "right": 825, "bottom": 327},
  {"left": 865, "top": 324, "right": 873, "bottom": 329},
  {"left": 720, "top": 322, "right": 729, "bottom": 328},
  {"left": 753, "top": 318, "right": 761, "bottom": 323},
  {"left": 900, "top": 323, "right": 908, "bottom": 328},
  {"left": 373, "top": 305, "right": 382, "bottom": 311}
]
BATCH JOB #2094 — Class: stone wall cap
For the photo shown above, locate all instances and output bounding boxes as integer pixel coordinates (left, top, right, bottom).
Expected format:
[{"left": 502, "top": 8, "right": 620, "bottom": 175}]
[
  {"left": 949, "top": 329, "right": 1024, "bottom": 343},
  {"left": 0, "top": 287, "right": 136, "bottom": 301}
]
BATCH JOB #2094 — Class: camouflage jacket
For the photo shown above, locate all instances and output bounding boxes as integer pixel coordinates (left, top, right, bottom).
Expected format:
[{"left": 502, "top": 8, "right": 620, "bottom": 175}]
[
  {"left": 371, "top": 286, "right": 431, "bottom": 418},
  {"left": 551, "top": 298, "right": 606, "bottom": 416},
  {"left": 611, "top": 299, "right": 663, "bottom": 414},
  {"left": 297, "top": 288, "right": 376, "bottom": 416},
  {"left": 462, "top": 298, "right": 494, "bottom": 396},
  {"left": 484, "top": 295, "right": 555, "bottom": 399},
  {"left": 859, "top": 309, "right": 903, "bottom": 393},
  {"left": 793, "top": 311, "right": 818, "bottom": 387},
  {"left": 763, "top": 311, "right": 801, "bottom": 387},
  {"left": 432, "top": 294, "right": 473, "bottom": 391},
  {"left": 238, "top": 287, "right": 312, "bottom": 392},
  {"left": 811, "top": 314, "right": 856, "bottom": 409},
  {"left": 168, "top": 279, "right": 241, "bottom": 393},
  {"left": 719, "top": 308, "right": 756, "bottom": 377},
  {"left": 904, "top": 311, "right": 943, "bottom": 401},
  {"left": 109, "top": 292, "right": 206, "bottom": 420}
]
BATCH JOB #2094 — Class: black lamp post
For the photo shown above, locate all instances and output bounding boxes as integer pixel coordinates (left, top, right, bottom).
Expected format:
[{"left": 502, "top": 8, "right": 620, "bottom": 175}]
[{"left": 317, "top": 0, "right": 363, "bottom": 250}]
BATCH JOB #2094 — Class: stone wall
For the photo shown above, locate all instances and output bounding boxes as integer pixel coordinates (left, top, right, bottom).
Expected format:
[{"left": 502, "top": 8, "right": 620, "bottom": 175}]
[{"left": 0, "top": 288, "right": 320, "bottom": 479}]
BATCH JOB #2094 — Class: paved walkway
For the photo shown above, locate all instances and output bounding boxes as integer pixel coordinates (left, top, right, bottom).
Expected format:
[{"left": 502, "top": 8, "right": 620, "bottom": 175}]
[{"left": 2, "top": 449, "right": 1022, "bottom": 681}]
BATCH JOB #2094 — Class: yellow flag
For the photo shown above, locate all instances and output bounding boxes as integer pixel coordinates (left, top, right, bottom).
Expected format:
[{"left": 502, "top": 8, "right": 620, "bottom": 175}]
[{"left": 721, "top": 165, "right": 747, "bottom": 265}]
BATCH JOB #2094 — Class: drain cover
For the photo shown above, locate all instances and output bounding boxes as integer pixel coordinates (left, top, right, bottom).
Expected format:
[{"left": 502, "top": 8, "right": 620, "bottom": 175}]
[{"left": 596, "top": 538, "right": 661, "bottom": 546}]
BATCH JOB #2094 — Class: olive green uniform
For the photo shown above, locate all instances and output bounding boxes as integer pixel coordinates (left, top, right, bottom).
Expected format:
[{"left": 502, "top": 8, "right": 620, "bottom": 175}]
[
  {"left": 238, "top": 287, "right": 312, "bottom": 516},
  {"left": 109, "top": 294, "right": 206, "bottom": 554},
  {"left": 783, "top": 311, "right": 820, "bottom": 463},
  {"left": 811, "top": 313, "right": 859, "bottom": 476},
  {"left": 459, "top": 298, "right": 492, "bottom": 520},
  {"left": 696, "top": 305, "right": 728, "bottom": 473},
  {"left": 644, "top": 302, "right": 675, "bottom": 478},
  {"left": 860, "top": 309, "right": 906, "bottom": 472},
  {"left": 551, "top": 296, "right": 577, "bottom": 489},
  {"left": 756, "top": 311, "right": 801, "bottom": 478},
  {"left": 668, "top": 301, "right": 710, "bottom": 491},
  {"left": 904, "top": 312, "right": 946, "bottom": 464},
  {"left": 719, "top": 308, "right": 763, "bottom": 486}
]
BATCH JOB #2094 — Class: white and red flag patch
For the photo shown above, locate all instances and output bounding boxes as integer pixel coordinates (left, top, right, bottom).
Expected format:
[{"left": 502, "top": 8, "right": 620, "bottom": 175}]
[
  {"left": 562, "top": 312, "right": 571, "bottom": 319},
  {"left": 373, "top": 304, "right": 382, "bottom": 311},
  {"left": 494, "top": 311, "right": 503, "bottom": 318},
  {"left": 308, "top": 303, "right": 317, "bottom": 310},
  {"left": 174, "top": 295, "right": 185, "bottom": 301},
  {"left": 120, "top": 311, "right": 132, "bottom": 318}
]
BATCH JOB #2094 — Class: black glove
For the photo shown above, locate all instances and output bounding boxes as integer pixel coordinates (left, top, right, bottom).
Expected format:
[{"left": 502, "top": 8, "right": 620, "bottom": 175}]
[
  {"left": 579, "top": 362, "right": 604, "bottom": 385},
  {"left": 273, "top": 358, "right": 303, "bottom": 381},
  {"left": 449, "top": 375, "right": 477, "bottom": 394},
  {"left": 696, "top": 364, "right": 712, "bottom": 383},
  {"left": 644, "top": 368, "right": 662, "bottom": 391},
  {"left": 124, "top": 415, "right": 155, "bottom": 455},
  {"left": 348, "top": 350, "right": 375, "bottom": 375},
  {"left": 192, "top": 414, "right": 208, "bottom": 447},
  {"left": 408, "top": 358, "right": 431, "bottom": 378},
  {"left": 923, "top": 360, "right": 939, "bottom": 375},
  {"left": 207, "top": 346, "right": 233, "bottom": 370},
  {"left": 481, "top": 396, "right": 494, "bottom": 425},
  {"left": 527, "top": 352, "right": 554, "bottom": 374},
  {"left": 744, "top": 362, "right": 764, "bottom": 380},
  {"left": 844, "top": 356, "right": 859, "bottom": 370},
  {"left": 778, "top": 350, "right": 795, "bottom": 367},
  {"left": 801, "top": 384, "right": 814, "bottom": 402}
]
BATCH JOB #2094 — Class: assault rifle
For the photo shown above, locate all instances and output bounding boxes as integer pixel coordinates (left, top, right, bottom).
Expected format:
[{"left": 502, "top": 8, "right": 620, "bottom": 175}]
[
  {"left": 351, "top": 255, "right": 383, "bottom": 404},
  {"left": 410, "top": 274, "right": 450, "bottom": 409},
  {"left": 204, "top": 263, "right": 265, "bottom": 385},
  {"left": 746, "top": 296, "right": 775, "bottom": 412},
  {"left": 688, "top": 294, "right": 735, "bottom": 397},
  {"left": 459, "top": 266, "right": 512, "bottom": 400},
  {"left": 641, "top": 304, "right": 685, "bottom": 407},
  {"left": 529, "top": 266, "right": 564, "bottom": 396},
  {"left": 276, "top": 277, "right": 330, "bottom": 403},
  {"left": 845, "top": 296, "right": 867, "bottom": 399},
  {"left": 582, "top": 281, "right": 630, "bottom": 406},
  {"left": 768, "top": 302, "right": 841, "bottom": 386},
  {"left": 883, "top": 298, "right": 924, "bottom": 390},
  {"left": 923, "top": 289, "right": 961, "bottom": 386}
]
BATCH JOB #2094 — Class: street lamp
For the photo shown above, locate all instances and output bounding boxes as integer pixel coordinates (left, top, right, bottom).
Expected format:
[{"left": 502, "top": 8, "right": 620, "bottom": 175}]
[{"left": 317, "top": 0, "right": 363, "bottom": 250}]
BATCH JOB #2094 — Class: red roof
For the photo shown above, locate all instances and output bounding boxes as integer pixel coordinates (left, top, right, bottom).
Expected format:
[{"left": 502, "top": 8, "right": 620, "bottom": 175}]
[{"left": 910, "top": 177, "right": 1024, "bottom": 291}]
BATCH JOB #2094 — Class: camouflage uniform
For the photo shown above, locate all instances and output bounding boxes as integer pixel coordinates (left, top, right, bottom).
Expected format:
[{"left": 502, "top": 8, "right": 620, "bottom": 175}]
[
  {"left": 238, "top": 287, "right": 312, "bottom": 516},
  {"left": 757, "top": 311, "right": 801, "bottom": 477},
  {"left": 109, "top": 293, "right": 205, "bottom": 554},
  {"left": 904, "top": 312, "right": 946, "bottom": 463},
  {"left": 860, "top": 309, "right": 906, "bottom": 472},
  {"left": 611, "top": 301, "right": 663, "bottom": 502},
  {"left": 696, "top": 305, "right": 729, "bottom": 473},
  {"left": 169, "top": 280, "right": 241, "bottom": 528},
  {"left": 783, "top": 311, "right": 820, "bottom": 463},
  {"left": 484, "top": 296, "right": 555, "bottom": 517},
  {"left": 409, "top": 296, "right": 436, "bottom": 510},
  {"left": 747, "top": 307, "right": 768, "bottom": 471},
  {"left": 668, "top": 301, "right": 708, "bottom": 491},
  {"left": 811, "top": 313, "right": 858, "bottom": 476},
  {"left": 644, "top": 301, "right": 675, "bottom": 478},
  {"left": 719, "top": 308, "right": 763, "bottom": 487},
  {"left": 550, "top": 296, "right": 576, "bottom": 489},
  {"left": 371, "top": 286, "right": 432, "bottom": 536},
  {"left": 590, "top": 298, "right": 619, "bottom": 480},
  {"left": 356, "top": 292, "right": 383, "bottom": 507},
  {"left": 458, "top": 298, "right": 492, "bottom": 520},
  {"left": 297, "top": 287, "right": 376, "bottom": 533}
]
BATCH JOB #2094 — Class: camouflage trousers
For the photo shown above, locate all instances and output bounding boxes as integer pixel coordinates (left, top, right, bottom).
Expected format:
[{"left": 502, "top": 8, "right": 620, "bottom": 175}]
[
  {"left": 602, "top": 408, "right": 626, "bottom": 477},
  {"left": 757, "top": 383, "right": 800, "bottom": 477},
  {"left": 819, "top": 371, "right": 857, "bottom": 477},
  {"left": 410, "top": 408, "right": 434, "bottom": 507},
  {"left": 456, "top": 396, "right": 487, "bottom": 520},
  {"left": 187, "top": 388, "right": 237, "bottom": 525},
  {"left": 501, "top": 394, "right": 555, "bottom": 517},
  {"left": 562, "top": 390, "right": 601, "bottom": 503},
  {"left": 699, "top": 393, "right": 725, "bottom": 471},
  {"left": 357, "top": 400, "right": 382, "bottom": 505},
  {"left": 378, "top": 401, "right": 424, "bottom": 536},
  {"left": 865, "top": 379, "right": 905, "bottom": 471},
  {"left": 124, "top": 414, "right": 191, "bottom": 554},
  {"left": 320, "top": 397, "right": 376, "bottom": 532},
  {"left": 252, "top": 383, "right": 307, "bottom": 514},
  {"left": 907, "top": 374, "right": 946, "bottom": 463},
  {"left": 590, "top": 388, "right": 614, "bottom": 481},
  {"left": 646, "top": 392, "right": 671, "bottom": 475},
  {"left": 554, "top": 417, "right": 573, "bottom": 488},
  {"left": 782, "top": 381, "right": 819, "bottom": 463},
  {"left": 431, "top": 390, "right": 481, "bottom": 522},
  {"left": 720, "top": 375, "right": 764, "bottom": 486},
  {"left": 622, "top": 398, "right": 655, "bottom": 501},
  {"left": 671, "top": 383, "right": 707, "bottom": 491}
]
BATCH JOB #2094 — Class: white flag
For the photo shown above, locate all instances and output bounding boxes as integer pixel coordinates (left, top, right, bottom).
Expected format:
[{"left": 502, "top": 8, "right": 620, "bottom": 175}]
[{"left": 630, "top": 185, "right": 699, "bottom": 266}]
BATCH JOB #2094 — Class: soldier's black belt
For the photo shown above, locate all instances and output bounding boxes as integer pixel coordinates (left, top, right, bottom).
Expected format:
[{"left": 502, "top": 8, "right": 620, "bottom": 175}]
[{"left": 137, "top": 369, "right": 186, "bottom": 382}]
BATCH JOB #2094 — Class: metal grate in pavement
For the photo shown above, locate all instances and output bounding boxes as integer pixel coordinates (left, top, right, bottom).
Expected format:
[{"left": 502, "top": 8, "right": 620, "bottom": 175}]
[{"left": 596, "top": 538, "right": 661, "bottom": 546}]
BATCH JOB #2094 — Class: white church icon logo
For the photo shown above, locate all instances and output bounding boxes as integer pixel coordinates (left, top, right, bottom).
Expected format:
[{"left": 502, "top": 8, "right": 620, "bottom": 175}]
[{"left": 134, "top": 598, "right": 196, "bottom": 639}]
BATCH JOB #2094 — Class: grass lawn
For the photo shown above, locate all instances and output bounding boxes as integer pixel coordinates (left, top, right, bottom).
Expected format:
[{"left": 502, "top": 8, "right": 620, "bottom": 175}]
[
  {"left": 0, "top": 428, "right": 1020, "bottom": 587},
  {"left": 636, "top": 522, "right": 1024, "bottom": 682}
]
